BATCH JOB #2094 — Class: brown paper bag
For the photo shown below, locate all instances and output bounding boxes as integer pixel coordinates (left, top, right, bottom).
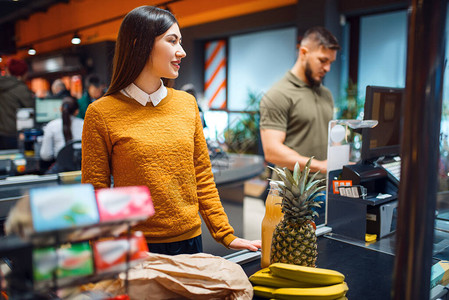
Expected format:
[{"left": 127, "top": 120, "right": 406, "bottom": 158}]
[{"left": 83, "top": 252, "right": 253, "bottom": 300}]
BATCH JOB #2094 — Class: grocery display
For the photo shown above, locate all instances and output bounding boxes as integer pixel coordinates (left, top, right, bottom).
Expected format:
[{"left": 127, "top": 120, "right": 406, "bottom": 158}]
[{"left": 1, "top": 184, "right": 154, "bottom": 299}]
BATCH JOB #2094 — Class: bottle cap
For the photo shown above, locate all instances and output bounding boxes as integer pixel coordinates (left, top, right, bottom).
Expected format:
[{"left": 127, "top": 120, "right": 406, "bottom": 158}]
[{"left": 269, "top": 181, "right": 281, "bottom": 190}]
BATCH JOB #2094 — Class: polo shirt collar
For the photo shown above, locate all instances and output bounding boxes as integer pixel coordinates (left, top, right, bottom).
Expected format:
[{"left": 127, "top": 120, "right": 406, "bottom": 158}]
[
  {"left": 287, "top": 71, "right": 321, "bottom": 90},
  {"left": 121, "top": 80, "right": 167, "bottom": 106}
]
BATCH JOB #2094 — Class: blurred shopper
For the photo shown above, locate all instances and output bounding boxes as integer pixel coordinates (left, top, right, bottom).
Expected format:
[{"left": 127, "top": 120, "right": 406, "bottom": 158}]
[
  {"left": 82, "top": 6, "right": 261, "bottom": 255},
  {"left": 50, "top": 79, "right": 71, "bottom": 98},
  {"left": 77, "top": 74, "right": 104, "bottom": 119},
  {"left": 181, "top": 83, "right": 207, "bottom": 128},
  {"left": 0, "top": 58, "right": 35, "bottom": 150},
  {"left": 40, "top": 96, "right": 84, "bottom": 173}
]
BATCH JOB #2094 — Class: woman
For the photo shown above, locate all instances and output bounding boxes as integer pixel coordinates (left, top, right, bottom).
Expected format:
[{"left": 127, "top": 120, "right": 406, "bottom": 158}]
[
  {"left": 40, "top": 96, "right": 84, "bottom": 173},
  {"left": 81, "top": 6, "right": 261, "bottom": 255}
]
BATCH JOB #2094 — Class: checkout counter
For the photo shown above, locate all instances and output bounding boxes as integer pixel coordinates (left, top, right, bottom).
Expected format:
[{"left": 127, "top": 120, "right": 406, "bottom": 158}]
[{"left": 2, "top": 121, "right": 448, "bottom": 299}]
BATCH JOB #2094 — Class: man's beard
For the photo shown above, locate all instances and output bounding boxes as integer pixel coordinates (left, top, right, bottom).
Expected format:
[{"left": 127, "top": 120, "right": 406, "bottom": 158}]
[{"left": 305, "top": 61, "right": 322, "bottom": 88}]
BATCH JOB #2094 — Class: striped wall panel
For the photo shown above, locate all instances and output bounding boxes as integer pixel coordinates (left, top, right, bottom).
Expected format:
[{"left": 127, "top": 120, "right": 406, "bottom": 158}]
[{"left": 204, "top": 40, "right": 227, "bottom": 109}]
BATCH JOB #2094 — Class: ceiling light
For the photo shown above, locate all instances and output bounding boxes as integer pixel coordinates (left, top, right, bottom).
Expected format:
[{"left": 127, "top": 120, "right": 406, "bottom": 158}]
[
  {"left": 71, "top": 32, "right": 81, "bottom": 45},
  {"left": 28, "top": 46, "right": 36, "bottom": 55}
]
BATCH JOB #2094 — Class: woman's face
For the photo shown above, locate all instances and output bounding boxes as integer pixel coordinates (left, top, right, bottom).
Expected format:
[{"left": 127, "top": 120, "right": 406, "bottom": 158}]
[{"left": 149, "top": 23, "right": 186, "bottom": 79}]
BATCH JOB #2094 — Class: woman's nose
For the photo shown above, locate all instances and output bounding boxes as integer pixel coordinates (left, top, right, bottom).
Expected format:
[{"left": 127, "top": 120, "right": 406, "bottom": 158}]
[{"left": 176, "top": 46, "right": 186, "bottom": 58}]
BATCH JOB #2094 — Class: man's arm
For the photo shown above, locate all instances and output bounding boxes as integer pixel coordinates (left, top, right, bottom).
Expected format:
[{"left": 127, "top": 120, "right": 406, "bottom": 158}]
[{"left": 260, "top": 128, "right": 327, "bottom": 173}]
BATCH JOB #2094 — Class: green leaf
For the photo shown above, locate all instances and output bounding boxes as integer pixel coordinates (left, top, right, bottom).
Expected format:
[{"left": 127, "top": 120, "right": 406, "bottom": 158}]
[
  {"left": 309, "top": 202, "right": 322, "bottom": 208},
  {"left": 307, "top": 170, "right": 321, "bottom": 188},
  {"left": 291, "top": 184, "right": 301, "bottom": 197},
  {"left": 305, "top": 178, "right": 326, "bottom": 192},
  {"left": 300, "top": 181, "right": 324, "bottom": 202},
  {"left": 283, "top": 167, "right": 296, "bottom": 186},
  {"left": 268, "top": 179, "right": 285, "bottom": 188},
  {"left": 299, "top": 157, "right": 313, "bottom": 194},
  {"left": 308, "top": 190, "right": 326, "bottom": 203},
  {"left": 293, "top": 162, "right": 300, "bottom": 185}
]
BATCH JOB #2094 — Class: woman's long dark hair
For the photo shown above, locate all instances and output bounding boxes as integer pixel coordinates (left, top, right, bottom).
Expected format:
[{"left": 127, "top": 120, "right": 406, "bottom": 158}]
[
  {"left": 105, "top": 6, "right": 177, "bottom": 96},
  {"left": 61, "top": 96, "right": 79, "bottom": 143}
]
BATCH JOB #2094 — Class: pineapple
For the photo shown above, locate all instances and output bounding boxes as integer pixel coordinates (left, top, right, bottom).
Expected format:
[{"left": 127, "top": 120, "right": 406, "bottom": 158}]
[{"left": 269, "top": 157, "right": 325, "bottom": 267}]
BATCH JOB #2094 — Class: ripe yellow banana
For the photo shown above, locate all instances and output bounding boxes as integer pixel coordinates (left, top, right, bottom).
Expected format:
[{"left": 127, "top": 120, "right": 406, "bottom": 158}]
[
  {"left": 269, "top": 263, "right": 345, "bottom": 285},
  {"left": 253, "top": 285, "right": 276, "bottom": 298},
  {"left": 249, "top": 268, "right": 319, "bottom": 288},
  {"left": 272, "top": 282, "right": 348, "bottom": 300}
]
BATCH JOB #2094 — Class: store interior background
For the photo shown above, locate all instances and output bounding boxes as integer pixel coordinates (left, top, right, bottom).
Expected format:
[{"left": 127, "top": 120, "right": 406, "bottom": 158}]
[
  {"left": 0, "top": 0, "right": 449, "bottom": 266},
  {"left": 2, "top": 0, "right": 448, "bottom": 172}
]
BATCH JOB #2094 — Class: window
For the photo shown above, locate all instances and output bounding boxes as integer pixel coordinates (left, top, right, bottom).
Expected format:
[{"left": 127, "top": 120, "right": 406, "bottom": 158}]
[{"left": 203, "top": 27, "right": 297, "bottom": 153}]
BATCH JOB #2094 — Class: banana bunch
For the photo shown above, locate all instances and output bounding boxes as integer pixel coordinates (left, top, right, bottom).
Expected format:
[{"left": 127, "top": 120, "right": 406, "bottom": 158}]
[{"left": 249, "top": 263, "right": 348, "bottom": 299}]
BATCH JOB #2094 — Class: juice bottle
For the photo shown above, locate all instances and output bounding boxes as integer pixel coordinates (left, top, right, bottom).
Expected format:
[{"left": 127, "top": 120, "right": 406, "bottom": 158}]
[{"left": 260, "top": 182, "right": 284, "bottom": 268}]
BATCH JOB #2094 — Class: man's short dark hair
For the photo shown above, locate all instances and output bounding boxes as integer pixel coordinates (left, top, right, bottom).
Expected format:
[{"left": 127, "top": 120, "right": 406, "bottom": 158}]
[
  {"left": 301, "top": 27, "right": 341, "bottom": 51},
  {"left": 85, "top": 74, "right": 101, "bottom": 88}
]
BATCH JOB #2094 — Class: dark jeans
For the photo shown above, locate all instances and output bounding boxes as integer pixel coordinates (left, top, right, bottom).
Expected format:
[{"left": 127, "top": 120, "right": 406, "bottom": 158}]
[{"left": 147, "top": 235, "right": 203, "bottom": 255}]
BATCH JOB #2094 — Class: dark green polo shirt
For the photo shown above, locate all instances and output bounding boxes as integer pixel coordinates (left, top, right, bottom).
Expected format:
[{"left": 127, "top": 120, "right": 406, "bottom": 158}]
[{"left": 259, "top": 71, "right": 334, "bottom": 162}]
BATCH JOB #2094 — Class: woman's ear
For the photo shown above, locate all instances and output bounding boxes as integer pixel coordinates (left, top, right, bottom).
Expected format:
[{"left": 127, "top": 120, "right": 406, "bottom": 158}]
[{"left": 74, "top": 109, "right": 79, "bottom": 116}]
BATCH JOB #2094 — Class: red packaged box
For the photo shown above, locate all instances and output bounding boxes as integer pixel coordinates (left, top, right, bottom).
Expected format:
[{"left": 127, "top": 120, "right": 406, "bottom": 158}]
[
  {"left": 95, "top": 186, "right": 154, "bottom": 222},
  {"left": 93, "top": 232, "right": 149, "bottom": 273}
]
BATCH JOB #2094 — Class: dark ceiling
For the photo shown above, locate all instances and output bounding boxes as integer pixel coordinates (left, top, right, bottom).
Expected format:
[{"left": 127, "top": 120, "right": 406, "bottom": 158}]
[{"left": 0, "top": 0, "right": 69, "bottom": 26}]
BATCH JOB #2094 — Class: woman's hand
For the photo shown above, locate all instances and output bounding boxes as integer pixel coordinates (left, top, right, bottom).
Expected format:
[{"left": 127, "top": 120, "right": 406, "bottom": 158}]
[{"left": 229, "top": 238, "right": 261, "bottom": 251}]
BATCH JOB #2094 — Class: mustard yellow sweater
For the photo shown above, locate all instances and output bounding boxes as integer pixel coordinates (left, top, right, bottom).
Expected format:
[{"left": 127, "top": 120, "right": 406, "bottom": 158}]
[{"left": 81, "top": 88, "right": 237, "bottom": 247}]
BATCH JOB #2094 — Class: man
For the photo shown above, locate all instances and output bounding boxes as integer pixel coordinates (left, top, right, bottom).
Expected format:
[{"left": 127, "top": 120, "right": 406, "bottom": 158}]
[
  {"left": 50, "top": 79, "right": 71, "bottom": 99},
  {"left": 77, "top": 74, "right": 104, "bottom": 119},
  {"left": 260, "top": 26, "right": 340, "bottom": 177},
  {"left": 0, "top": 58, "right": 35, "bottom": 150}
]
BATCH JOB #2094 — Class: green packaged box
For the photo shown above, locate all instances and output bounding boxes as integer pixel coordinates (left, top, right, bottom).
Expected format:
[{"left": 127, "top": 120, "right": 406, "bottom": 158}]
[
  {"left": 33, "top": 242, "right": 94, "bottom": 282},
  {"left": 33, "top": 247, "right": 57, "bottom": 281}
]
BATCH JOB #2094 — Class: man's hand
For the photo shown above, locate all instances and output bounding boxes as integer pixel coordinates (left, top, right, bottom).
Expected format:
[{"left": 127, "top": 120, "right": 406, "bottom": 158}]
[{"left": 229, "top": 238, "right": 261, "bottom": 251}]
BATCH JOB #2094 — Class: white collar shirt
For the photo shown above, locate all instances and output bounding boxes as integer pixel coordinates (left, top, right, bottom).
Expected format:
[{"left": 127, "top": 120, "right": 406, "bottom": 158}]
[{"left": 121, "top": 80, "right": 167, "bottom": 106}]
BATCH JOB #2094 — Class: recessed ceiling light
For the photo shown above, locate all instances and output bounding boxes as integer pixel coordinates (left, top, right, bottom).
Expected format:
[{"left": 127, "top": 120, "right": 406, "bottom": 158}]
[
  {"left": 28, "top": 46, "right": 36, "bottom": 55},
  {"left": 71, "top": 33, "right": 81, "bottom": 45}
]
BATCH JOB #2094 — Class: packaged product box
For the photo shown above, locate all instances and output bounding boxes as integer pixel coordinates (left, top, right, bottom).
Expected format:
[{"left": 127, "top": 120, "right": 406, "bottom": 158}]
[
  {"left": 95, "top": 186, "right": 154, "bottom": 222},
  {"left": 33, "top": 247, "right": 57, "bottom": 281},
  {"left": 57, "top": 242, "right": 94, "bottom": 279},
  {"left": 33, "top": 242, "right": 94, "bottom": 281},
  {"left": 431, "top": 260, "right": 449, "bottom": 289},
  {"left": 93, "top": 232, "right": 149, "bottom": 273},
  {"left": 30, "top": 184, "right": 99, "bottom": 232}
]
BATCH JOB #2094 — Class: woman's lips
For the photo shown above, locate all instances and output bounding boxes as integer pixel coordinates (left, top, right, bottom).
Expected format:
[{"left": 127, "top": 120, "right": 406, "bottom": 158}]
[{"left": 172, "top": 61, "right": 180, "bottom": 69}]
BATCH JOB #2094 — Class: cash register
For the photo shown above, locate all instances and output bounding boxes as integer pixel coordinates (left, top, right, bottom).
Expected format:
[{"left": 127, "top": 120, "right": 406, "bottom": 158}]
[{"left": 327, "top": 86, "right": 404, "bottom": 241}]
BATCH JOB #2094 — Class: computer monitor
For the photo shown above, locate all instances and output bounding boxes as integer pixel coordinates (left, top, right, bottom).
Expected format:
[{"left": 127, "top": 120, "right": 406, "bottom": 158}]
[
  {"left": 35, "top": 98, "right": 63, "bottom": 124},
  {"left": 361, "top": 86, "right": 404, "bottom": 162}
]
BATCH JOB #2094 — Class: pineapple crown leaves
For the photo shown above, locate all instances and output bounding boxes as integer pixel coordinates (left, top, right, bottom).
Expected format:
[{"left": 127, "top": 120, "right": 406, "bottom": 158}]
[
  {"left": 268, "top": 157, "right": 326, "bottom": 221},
  {"left": 268, "top": 157, "right": 324, "bottom": 202}
]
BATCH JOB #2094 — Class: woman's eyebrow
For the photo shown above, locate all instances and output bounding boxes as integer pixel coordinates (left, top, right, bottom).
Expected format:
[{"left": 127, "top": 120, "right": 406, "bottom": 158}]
[{"left": 166, "top": 33, "right": 180, "bottom": 39}]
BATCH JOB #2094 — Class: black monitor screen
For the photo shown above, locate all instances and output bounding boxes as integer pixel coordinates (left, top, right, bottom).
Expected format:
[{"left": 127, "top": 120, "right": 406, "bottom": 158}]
[
  {"left": 361, "top": 86, "right": 404, "bottom": 162},
  {"left": 35, "top": 98, "right": 63, "bottom": 124}
]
